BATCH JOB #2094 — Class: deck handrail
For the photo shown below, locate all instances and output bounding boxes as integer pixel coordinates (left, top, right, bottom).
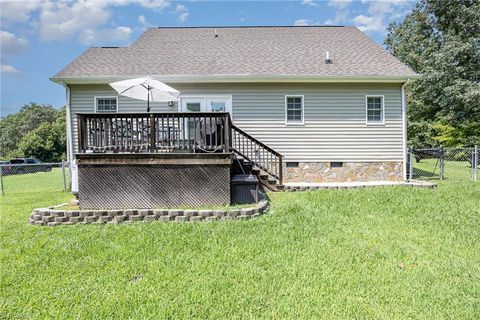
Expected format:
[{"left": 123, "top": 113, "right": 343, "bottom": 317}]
[
  {"left": 230, "top": 123, "right": 283, "bottom": 184},
  {"left": 77, "top": 112, "right": 283, "bottom": 184},
  {"left": 77, "top": 112, "right": 231, "bottom": 154}
]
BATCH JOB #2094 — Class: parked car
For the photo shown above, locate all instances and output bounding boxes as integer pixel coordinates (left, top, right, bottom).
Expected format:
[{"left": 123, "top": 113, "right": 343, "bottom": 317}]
[{"left": 8, "top": 158, "right": 53, "bottom": 175}]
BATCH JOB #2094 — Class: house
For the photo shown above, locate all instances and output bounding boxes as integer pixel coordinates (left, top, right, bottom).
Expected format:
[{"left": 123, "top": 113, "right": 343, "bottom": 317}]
[{"left": 51, "top": 26, "right": 418, "bottom": 209}]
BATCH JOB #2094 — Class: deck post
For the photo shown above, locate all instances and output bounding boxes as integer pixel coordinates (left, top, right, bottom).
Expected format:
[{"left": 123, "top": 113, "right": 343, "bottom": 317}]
[
  {"left": 77, "top": 114, "right": 83, "bottom": 153},
  {"left": 224, "top": 113, "right": 230, "bottom": 153},
  {"left": 279, "top": 156, "right": 283, "bottom": 185},
  {"left": 149, "top": 114, "right": 156, "bottom": 153}
]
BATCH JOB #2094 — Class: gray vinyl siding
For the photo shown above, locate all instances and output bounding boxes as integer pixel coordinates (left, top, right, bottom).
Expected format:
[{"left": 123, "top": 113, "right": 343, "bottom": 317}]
[{"left": 69, "top": 83, "right": 404, "bottom": 162}]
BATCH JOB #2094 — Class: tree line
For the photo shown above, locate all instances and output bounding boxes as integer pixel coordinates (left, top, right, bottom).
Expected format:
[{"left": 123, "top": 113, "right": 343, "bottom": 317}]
[
  {"left": 385, "top": 0, "right": 479, "bottom": 148},
  {"left": 0, "top": 103, "right": 67, "bottom": 162}
]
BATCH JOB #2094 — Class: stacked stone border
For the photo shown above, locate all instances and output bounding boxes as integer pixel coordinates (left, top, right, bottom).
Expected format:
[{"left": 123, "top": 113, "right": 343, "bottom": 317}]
[
  {"left": 29, "top": 199, "right": 269, "bottom": 227},
  {"left": 283, "top": 180, "right": 437, "bottom": 192}
]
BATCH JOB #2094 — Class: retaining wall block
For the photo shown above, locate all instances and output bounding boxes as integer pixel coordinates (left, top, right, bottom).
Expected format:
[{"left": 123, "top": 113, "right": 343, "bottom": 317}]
[
  {"left": 42, "top": 216, "right": 54, "bottom": 223},
  {"left": 31, "top": 214, "right": 42, "bottom": 221},
  {"left": 168, "top": 210, "right": 183, "bottom": 217},
  {"left": 138, "top": 209, "right": 153, "bottom": 216},
  {"left": 199, "top": 210, "right": 213, "bottom": 218},
  {"left": 154, "top": 209, "right": 169, "bottom": 216},
  {"left": 100, "top": 216, "right": 113, "bottom": 223},
  {"left": 108, "top": 210, "right": 123, "bottom": 217},
  {"left": 227, "top": 209, "right": 241, "bottom": 218},
  {"left": 213, "top": 210, "right": 227, "bottom": 218},
  {"left": 85, "top": 216, "right": 98, "bottom": 223},
  {"left": 190, "top": 216, "right": 205, "bottom": 222},
  {"left": 144, "top": 215, "right": 158, "bottom": 222},
  {"left": 93, "top": 210, "right": 108, "bottom": 217},
  {"left": 65, "top": 211, "right": 80, "bottom": 218},
  {"left": 69, "top": 217, "right": 84, "bottom": 223},
  {"left": 128, "top": 215, "right": 144, "bottom": 222},
  {"left": 113, "top": 215, "right": 127, "bottom": 223},
  {"left": 175, "top": 216, "right": 190, "bottom": 222},
  {"left": 51, "top": 211, "right": 65, "bottom": 217},
  {"left": 184, "top": 210, "right": 198, "bottom": 218},
  {"left": 158, "top": 216, "right": 174, "bottom": 222},
  {"left": 241, "top": 208, "right": 255, "bottom": 216},
  {"left": 205, "top": 216, "right": 219, "bottom": 221},
  {"left": 55, "top": 216, "right": 69, "bottom": 223}
]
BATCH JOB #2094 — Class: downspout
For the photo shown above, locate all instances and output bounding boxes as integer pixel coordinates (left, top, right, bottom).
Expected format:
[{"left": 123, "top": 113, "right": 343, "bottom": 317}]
[{"left": 401, "top": 79, "right": 410, "bottom": 181}]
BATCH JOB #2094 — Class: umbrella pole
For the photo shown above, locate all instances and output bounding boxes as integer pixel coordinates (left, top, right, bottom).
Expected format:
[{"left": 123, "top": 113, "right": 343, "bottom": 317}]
[{"left": 147, "top": 89, "right": 150, "bottom": 112}]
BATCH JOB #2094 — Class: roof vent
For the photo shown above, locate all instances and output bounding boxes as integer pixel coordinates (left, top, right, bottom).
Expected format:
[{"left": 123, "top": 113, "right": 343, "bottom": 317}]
[
  {"left": 325, "top": 51, "right": 332, "bottom": 64},
  {"left": 214, "top": 28, "right": 218, "bottom": 38}
]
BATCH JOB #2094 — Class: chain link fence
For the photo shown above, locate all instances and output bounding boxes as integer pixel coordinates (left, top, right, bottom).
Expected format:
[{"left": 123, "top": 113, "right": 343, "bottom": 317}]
[
  {"left": 0, "top": 162, "right": 70, "bottom": 195},
  {"left": 407, "top": 146, "right": 479, "bottom": 181}
]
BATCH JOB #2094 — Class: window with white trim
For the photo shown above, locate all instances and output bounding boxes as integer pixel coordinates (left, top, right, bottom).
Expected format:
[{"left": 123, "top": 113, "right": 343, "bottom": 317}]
[
  {"left": 286, "top": 96, "right": 303, "bottom": 124},
  {"left": 95, "top": 97, "right": 118, "bottom": 112},
  {"left": 366, "top": 96, "right": 384, "bottom": 124}
]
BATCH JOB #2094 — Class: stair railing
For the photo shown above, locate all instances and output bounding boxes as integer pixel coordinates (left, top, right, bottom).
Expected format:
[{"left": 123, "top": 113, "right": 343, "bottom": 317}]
[{"left": 230, "top": 123, "right": 283, "bottom": 185}]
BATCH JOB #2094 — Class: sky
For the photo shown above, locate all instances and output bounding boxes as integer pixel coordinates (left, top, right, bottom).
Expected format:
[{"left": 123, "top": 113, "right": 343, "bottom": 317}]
[{"left": 0, "top": 0, "right": 415, "bottom": 115}]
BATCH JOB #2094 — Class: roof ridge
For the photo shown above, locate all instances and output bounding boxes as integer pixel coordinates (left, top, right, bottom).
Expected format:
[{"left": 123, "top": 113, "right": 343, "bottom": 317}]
[{"left": 152, "top": 25, "right": 347, "bottom": 29}]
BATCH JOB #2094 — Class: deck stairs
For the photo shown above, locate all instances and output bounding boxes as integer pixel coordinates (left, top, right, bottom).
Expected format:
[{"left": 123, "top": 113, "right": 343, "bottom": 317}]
[{"left": 232, "top": 155, "right": 283, "bottom": 192}]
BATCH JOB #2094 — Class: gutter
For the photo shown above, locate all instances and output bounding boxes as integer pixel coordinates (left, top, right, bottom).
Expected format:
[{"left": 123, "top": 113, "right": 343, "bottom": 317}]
[
  {"left": 401, "top": 79, "right": 411, "bottom": 181},
  {"left": 50, "top": 74, "right": 421, "bottom": 85}
]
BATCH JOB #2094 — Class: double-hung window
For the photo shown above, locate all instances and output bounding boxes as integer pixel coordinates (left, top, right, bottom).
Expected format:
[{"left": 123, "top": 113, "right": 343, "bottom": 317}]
[
  {"left": 285, "top": 95, "right": 304, "bottom": 124},
  {"left": 366, "top": 96, "right": 384, "bottom": 124},
  {"left": 95, "top": 96, "right": 118, "bottom": 112}
]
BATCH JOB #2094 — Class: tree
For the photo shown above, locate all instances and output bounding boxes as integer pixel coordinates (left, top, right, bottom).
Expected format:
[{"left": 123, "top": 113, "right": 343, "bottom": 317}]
[
  {"left": 385, "top": 0, "right": 480, "bottom": 147},
  {"left": 16, "top": 108, "right": 67, "bottom": 162},
  {"left": 0, "top": 103, "right": 66, "bottom": 161}
]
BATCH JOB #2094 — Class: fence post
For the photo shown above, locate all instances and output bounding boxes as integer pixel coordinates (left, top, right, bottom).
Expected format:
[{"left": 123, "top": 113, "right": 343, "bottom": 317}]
[
  {"left": 62, "top": 161, "right": 67, "bottom": 192},
  {"left": 0, "top": 166, "right": 4, "bottom": 196},
  {"left": 474, "top": 145, "right": 478, "bottom": 181},
  {"left": 439, "top": 145, "right": 445, "bottom": 180},
  {"left": 408, "top": 147, "right": 413, "bottom": 182}
]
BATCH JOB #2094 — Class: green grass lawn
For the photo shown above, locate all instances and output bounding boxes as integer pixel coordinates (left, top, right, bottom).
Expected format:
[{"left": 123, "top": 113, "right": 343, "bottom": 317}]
[
  {"left": 1, "top": 173, "right": 479, "bottom": 319},
  {"left": 413, "top": 158, "right": 477, "bottom": 180}
]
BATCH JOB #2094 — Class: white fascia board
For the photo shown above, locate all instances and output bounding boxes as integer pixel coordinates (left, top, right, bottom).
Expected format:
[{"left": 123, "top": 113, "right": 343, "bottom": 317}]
[{"left": 50, "top": 74, "right": 421, "bottom": 85}]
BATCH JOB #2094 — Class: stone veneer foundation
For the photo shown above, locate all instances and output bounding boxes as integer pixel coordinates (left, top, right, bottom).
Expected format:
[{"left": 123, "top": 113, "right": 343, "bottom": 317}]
[{"left": 284, "top": 161, "right": 403, "bottom": 183}]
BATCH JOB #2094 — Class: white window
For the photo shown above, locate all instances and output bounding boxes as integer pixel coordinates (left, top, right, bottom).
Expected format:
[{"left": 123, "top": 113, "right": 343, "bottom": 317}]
[
  {"left": 285, "top": 95, "right": 304, "bottom": 124},
  {"left": 95, "top": 96, "right": 118, "bottom": 112},
  {"left": 366, "top": 95, "right": 384, "bottom": 124}
]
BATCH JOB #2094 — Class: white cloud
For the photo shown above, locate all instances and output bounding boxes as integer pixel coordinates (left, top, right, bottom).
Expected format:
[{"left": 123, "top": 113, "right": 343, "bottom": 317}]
[
  {"left": 1, "top": 31, "right": 28, "bottom": 55},
  {"left": 0, "top": 0, "right": 42, "bottom": 26},
  {"left": 325, "top": 0, "right": 352, "bottom": 24},
  {"left": 78, "top": 26, "right": 132, "bottom": 46},
  {"left": 352, "top": 0, "right": 411, "bottom": 34},
  {"left": 1, "top": 64, "right": 22, "bottom": 75},
  {"left": 352, "top": 14, "right": 383, "bottom": 32},
  {"left": 138, "top": 15, "right": 154, "bottom": 29},
  {"left": 1, "top": 0, "right": 171, "bottom": 46},
  {"left": 174, "top": 4, "right": 189, "bottom": 23},
  {"left": 294, "top": 19, "right": 312, "bottom": 26},
  {"left": 301, "top": 0, "right": 318, "bottom": 7}
]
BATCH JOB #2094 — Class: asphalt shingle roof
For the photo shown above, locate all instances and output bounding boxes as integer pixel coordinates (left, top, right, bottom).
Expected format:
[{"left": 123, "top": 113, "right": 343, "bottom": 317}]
[{"left": 52, "top": 26, "right": 417, "bottom": 80}]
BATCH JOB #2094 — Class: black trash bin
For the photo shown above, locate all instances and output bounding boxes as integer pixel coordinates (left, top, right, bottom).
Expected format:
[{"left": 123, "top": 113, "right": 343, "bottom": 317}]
[{"left": 231, "top": 174, "right": 259, "bottom": 204}]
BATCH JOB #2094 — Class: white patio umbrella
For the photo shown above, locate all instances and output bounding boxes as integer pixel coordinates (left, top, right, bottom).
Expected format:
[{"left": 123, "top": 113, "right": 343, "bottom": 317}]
[{"left": 109, "top": 77, "right": 180, "bottom": 112}]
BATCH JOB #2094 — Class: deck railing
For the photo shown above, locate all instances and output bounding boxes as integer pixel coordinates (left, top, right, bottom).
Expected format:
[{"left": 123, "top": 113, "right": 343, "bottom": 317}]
[
  {"left": 230, "top": 124, "right": 283, "bottom": 183},
  {"left": 77, "top": 112, "right": 282, "bottom": 184},
  {"left": 77, "top": 112, "right": 230, "bottom": 154}
]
